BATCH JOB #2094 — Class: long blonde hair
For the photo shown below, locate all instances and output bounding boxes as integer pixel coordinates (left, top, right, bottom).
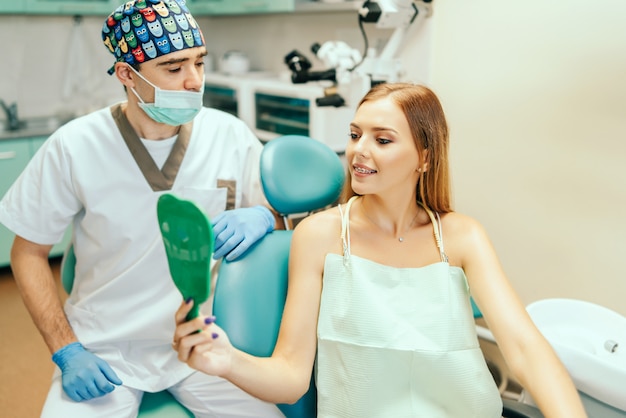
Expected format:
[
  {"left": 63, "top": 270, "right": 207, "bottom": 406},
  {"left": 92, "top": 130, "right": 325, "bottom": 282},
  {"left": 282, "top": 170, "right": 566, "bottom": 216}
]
[{"left": 340, "top": 83, "right": 453, "bottom": 213}]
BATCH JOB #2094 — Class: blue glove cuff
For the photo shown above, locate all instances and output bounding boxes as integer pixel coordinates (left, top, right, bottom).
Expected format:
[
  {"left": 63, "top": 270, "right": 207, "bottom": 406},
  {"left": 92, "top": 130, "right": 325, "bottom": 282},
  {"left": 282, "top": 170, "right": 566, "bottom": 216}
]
[
  {"left": 52, "top": 342, "right": 85, "bottom": 368},
  {"left": 252, "top": 205, "right": 275, "bottom": 233}
]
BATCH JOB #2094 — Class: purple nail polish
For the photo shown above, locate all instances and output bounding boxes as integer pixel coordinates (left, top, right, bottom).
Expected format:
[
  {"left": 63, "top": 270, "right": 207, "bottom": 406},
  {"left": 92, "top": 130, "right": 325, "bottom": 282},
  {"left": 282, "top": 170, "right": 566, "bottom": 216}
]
[
  {"left": 211, "top": 333, "right": 219, "bottom": 339},
  {"left": 185, "top": 297, "right": 193, "bottom": 304},
  {"left": 204, "top": 316, "right": 215, "bottom": 325}
]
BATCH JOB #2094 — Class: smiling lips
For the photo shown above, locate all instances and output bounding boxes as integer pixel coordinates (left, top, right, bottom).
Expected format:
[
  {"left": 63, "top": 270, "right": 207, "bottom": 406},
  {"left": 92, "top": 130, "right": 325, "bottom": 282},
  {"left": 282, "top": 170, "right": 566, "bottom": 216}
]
[{"left": 353, "top": 165, "right": 377, "bottom": 175}]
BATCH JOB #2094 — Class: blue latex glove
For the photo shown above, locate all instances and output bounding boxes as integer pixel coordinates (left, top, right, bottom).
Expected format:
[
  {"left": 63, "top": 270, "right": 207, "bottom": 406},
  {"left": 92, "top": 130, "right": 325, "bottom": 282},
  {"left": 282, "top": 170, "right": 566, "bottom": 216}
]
[
  {"left": 212, "top": 205, "right": 275, "bottom": 261},
  {"left": 52, "top": 342, "right": 123, "bottom": 402}
]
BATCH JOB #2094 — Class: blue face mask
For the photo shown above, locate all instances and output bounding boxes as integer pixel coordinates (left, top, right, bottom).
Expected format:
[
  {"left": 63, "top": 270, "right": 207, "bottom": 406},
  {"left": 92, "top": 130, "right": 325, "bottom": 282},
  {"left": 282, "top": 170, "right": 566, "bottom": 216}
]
[{"left": 129, "top": 66, "right": 204, "bottom": 126}]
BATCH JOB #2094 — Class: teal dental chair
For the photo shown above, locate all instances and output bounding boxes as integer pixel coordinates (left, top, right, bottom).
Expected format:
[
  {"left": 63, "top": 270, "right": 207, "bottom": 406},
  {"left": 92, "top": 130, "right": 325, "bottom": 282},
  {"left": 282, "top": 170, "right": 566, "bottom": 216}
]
[{"left": 214, "top": 134, "right": 345, "bottom": 418}]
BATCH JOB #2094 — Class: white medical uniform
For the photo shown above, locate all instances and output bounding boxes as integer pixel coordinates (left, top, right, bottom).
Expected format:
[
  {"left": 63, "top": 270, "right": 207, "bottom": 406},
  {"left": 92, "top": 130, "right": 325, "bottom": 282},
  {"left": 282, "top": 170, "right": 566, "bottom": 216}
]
[{"left": 0, "top": 104, "right": 284, "bottom": 417}]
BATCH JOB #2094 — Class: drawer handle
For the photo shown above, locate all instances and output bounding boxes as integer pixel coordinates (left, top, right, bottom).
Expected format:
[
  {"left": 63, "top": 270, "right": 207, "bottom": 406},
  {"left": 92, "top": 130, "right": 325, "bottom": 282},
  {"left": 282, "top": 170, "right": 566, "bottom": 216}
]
[{"left": 0, "top": 151, "right": 17, "bottom": 160}]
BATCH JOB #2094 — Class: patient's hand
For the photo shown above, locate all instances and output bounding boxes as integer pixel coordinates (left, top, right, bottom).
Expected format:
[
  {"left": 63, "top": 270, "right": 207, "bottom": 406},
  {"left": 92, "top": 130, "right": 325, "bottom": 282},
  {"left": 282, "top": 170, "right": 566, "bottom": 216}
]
[{"left": 173, "top": 300, "right": 233, "bottom": 377}]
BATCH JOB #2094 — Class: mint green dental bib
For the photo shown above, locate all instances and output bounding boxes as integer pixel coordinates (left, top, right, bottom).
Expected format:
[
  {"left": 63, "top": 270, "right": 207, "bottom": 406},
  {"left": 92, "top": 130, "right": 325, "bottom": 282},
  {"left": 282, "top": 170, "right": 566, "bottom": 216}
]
[{"left": 316, "top": 196, "right": 502, "bottom": 418}]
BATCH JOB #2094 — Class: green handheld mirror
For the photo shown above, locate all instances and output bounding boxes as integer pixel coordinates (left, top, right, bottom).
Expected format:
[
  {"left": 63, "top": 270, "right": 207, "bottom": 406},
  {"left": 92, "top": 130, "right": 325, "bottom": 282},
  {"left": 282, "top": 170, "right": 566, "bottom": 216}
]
[{"left": 157, "top": 194, "right": 214, "bottom": 321}]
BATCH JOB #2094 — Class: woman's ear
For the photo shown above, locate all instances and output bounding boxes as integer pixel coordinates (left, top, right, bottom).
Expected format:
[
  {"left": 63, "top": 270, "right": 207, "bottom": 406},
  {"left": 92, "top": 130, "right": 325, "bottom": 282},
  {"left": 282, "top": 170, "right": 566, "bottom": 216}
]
[{"left": 419, "top": 149, "right": 429, "bottom": 172}]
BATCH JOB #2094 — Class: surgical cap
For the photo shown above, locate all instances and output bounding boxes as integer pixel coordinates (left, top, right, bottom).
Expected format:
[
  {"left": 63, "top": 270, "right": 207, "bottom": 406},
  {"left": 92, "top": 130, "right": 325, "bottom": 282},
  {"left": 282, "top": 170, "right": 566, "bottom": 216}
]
[{"left": 102, "top": 0, "right": 205, "bottom": 75}]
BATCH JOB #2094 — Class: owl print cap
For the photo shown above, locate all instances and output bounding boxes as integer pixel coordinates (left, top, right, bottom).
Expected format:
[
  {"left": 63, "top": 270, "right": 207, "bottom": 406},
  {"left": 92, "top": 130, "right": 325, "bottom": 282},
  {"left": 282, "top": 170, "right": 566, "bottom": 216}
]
[{"left": 102, "top": 0, "right": 205, "bottom": 75}]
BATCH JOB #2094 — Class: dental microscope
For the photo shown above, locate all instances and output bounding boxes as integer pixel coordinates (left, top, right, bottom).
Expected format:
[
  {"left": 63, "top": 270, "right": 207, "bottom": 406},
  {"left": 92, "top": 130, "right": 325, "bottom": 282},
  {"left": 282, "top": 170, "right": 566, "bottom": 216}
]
[{"left": 283, "top": 0, "right": 433, "bottom": 108}]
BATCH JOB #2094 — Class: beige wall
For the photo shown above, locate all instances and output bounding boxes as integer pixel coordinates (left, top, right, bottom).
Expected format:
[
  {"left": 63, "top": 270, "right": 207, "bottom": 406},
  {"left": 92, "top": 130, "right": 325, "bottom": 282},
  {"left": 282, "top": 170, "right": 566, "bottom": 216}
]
[
  {"left": 200, "top": 2, "right": 626, "bottom": 316},
  {"left": 429, "top": 0, "right": 626, "bottom": 315},
  {"left": 1, "top": 1, "right": 624, "bottom": 315}
]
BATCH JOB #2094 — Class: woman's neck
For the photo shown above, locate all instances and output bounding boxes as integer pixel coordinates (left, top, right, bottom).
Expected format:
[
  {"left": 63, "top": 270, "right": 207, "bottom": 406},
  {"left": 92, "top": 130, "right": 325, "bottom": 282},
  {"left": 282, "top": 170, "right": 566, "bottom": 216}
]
[{"left": 359, "top": 195, "right": 423, "bottom": 241}]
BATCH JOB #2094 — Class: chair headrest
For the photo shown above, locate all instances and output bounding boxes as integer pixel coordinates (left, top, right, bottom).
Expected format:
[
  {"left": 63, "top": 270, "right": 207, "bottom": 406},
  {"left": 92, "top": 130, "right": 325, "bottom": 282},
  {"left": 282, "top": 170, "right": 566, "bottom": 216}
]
[{"left": 260, "top": 135, "right": 345, "bottom": 215}]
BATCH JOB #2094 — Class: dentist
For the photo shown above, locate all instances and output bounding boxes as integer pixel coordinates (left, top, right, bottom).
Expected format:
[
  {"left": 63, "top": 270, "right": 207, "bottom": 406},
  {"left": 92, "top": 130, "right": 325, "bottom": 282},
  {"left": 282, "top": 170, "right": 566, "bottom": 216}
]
[{"left": 0, "top": 0, "right": 281, "bottom": 416}]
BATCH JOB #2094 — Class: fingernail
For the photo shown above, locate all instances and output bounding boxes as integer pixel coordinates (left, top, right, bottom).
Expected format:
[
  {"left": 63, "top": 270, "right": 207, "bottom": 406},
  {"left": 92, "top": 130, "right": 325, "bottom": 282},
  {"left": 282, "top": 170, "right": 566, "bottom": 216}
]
[
  {"left": 185, "top": 297, "right": 193, "bottom": 304},
  {"left": 211, "top": 333, "right": 219, "bottom": 339},
  {"left": 204, "top": 316, "right": 216, "bottom": 325}
]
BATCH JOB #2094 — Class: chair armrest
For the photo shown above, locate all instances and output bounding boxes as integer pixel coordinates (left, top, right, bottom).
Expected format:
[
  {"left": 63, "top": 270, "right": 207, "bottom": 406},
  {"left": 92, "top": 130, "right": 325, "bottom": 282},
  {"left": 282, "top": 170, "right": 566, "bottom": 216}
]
[{"left": 503, "top": 398, "right": 544, "bottom": 418}]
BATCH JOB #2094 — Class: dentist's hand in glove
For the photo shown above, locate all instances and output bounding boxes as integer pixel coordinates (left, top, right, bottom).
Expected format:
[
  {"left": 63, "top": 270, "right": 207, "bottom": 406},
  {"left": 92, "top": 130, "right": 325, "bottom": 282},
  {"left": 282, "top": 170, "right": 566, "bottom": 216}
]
[
  {"left": 52, "top": 342, "right": 123, "bottom": 402},
  {"left": 212, "top": 205, "right": 275, "bottom": 261}
]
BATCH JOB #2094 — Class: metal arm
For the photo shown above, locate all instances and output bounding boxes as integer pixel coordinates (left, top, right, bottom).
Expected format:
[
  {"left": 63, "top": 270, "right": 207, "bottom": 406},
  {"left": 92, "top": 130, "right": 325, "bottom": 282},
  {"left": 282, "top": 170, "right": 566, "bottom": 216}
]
[{"left": 357, "top": 0, "right": 432, "bottom": 82}]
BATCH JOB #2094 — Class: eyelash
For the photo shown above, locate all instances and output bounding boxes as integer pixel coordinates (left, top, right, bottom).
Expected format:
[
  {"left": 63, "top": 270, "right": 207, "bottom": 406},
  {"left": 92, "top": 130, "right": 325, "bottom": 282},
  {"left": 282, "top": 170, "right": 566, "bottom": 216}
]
[
  {"left": 167, "top": 61, "right": 204, "bottom": 73},
  {"left": 349, "top": 132, "right": 392, "bottom": 145}
]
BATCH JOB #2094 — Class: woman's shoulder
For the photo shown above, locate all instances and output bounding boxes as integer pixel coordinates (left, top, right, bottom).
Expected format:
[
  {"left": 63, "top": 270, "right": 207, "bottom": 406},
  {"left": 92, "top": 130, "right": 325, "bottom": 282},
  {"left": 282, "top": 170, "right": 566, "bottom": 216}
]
[
  {"left": 440, "top": 211, "right": 484, "bottom": 232},
  {"left": 292, "top": 205, "right": 343, "bottom": 246},
  {"left": 295, "top": 205, "right": 342, "bottom": 232},
  {"left": 440, "top": 211, "right": 492, "bottom": 252},
  {"left": 288, "top": 206, "right": 344, "bottom": 262}
]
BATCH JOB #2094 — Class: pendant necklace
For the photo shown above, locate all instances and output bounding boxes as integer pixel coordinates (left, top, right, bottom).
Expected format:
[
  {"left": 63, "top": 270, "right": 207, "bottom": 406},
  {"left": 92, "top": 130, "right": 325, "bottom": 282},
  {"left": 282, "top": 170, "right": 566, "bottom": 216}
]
[
  {"left": 398, "top": 211, "right": 419, "bottom": 242},
  {"left": 362, "top": 202, "right": 420, "bottom": 243}
]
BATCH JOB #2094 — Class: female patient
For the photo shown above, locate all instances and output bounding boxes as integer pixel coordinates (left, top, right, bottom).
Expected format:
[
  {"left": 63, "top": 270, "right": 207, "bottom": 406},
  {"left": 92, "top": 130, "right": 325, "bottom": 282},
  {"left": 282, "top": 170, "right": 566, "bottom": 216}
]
[{"left": 172, "top": 83, "right": 587, "bottom": 417}]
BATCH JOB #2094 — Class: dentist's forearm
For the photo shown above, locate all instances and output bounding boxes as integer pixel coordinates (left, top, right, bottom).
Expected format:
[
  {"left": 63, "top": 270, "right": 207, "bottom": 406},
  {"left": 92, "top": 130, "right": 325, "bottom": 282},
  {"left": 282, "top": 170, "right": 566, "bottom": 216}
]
[{"left": 11, "top": 236, "right": 77, "bottom": 354}]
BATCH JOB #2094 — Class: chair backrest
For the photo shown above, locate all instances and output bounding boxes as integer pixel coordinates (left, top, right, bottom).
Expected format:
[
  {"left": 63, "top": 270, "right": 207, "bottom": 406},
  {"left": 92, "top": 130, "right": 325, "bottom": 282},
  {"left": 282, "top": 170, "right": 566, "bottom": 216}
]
[
  {"left": 260, "top": 134, "right": 345, "bottom": 217},
  {"left": 214, "top": 135, "right": 345, "bottom": 418},
  {"left": 215, "top": 231, "right": 318, "bottom": 417},
  {"left": 60, "top": 244, "right": 77, "bottom": 294}
]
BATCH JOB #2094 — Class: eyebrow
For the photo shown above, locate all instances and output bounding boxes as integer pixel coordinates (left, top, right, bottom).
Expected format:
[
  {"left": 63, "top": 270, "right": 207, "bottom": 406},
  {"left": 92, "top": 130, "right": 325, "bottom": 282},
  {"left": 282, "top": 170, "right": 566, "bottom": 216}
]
[
  {"left": 350, "top": 123, "right": 399, "bottom": 134},
  {"left": 156, "top": 51, "right": 208, "bottom": 67}
]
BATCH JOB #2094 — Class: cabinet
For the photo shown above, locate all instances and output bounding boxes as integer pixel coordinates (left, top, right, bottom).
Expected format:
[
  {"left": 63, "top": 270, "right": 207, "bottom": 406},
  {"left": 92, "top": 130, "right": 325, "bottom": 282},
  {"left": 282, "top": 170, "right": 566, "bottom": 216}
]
[
  {"left": 0, "top": 0, "right": 360, "bottom": 16},
  {"left": 294, "top": 1, "right": 362, "bottom": 13},
  {"left": 186, "top": 0, "right": 294, "bottom": 15},
  {"left": 0, "top": 136, "right": 72, "bottom": 267},
  {"left": 1, "top": 0, "right": 26, "bottom": 13}
]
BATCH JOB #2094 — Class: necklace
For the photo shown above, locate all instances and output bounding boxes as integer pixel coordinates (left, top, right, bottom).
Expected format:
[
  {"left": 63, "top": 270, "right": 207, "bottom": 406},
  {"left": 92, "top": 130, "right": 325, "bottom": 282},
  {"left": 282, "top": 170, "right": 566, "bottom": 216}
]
[{"left": 362, "top": 202, "right": 420, "bottom": 243}]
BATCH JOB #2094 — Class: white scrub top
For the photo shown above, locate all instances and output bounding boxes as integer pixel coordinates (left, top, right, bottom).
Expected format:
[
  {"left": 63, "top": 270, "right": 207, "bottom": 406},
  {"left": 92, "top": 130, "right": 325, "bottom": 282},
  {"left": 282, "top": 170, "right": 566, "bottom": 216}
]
[{"left": 0, "top": 104, "right": 266, "bottom": 391}]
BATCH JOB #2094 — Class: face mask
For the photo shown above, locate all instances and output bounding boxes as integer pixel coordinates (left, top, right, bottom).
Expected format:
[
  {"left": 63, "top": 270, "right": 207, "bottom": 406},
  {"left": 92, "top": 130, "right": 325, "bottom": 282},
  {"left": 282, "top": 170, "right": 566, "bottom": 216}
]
[{"left": 128, "top": 66, "right": 204, "bottom": 126}]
